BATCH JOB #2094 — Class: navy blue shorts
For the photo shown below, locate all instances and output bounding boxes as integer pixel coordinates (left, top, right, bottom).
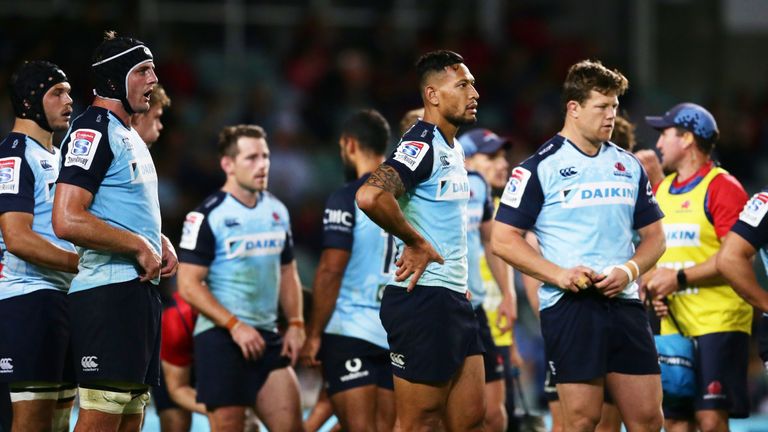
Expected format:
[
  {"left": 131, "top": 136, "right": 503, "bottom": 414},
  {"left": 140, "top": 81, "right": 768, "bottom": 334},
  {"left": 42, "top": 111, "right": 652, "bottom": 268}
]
[
  {"left": 320, "top": 334, "right": 393, "bottom": 396},
  {"left": 194, "top": 327, "right": 289, "bottom": 408},
  {"left": 0, "top": 290, "right": 73, "bottom": 384},
  {"left": 474, "top": 306, "right": 505, "bottom": 383},
  {"left": 663, "top": 331, "right": 750, "bottom": 420},
  {"left": 69, "top": 279, "right": 162, "bottom": 387},
  {"left": 379, "top": 285, "right": 483, "bottom": 384},
  {"left": 152, "top": 363, "right": 177, "bottom": 412},
  {"left": 540, "top": 290, "right": 659, "bottom": 383}
]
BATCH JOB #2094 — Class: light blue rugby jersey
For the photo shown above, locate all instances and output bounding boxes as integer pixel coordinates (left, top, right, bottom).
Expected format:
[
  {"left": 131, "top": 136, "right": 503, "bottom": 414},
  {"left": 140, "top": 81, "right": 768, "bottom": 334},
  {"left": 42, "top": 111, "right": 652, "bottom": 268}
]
[
  {"left": 466, "top": 171, "right": 494, "bottom": 308},
  {"left": 57, "top": 106, "right": 162, "bottom": 293},
  {"left": 495, "top": 135, "right": 663, "bottom": 310},
  {"left": 322, "top": 174, "right": 393, "bottom": 349},
  {"left": 178, "top": 191, "right": 294, "bottom": 335},
  {"left": 0, "top": 133, "right": 76, "bottom": 299},
  {"left": 383, "top": 120, "right": 470, "bottom": 293}
]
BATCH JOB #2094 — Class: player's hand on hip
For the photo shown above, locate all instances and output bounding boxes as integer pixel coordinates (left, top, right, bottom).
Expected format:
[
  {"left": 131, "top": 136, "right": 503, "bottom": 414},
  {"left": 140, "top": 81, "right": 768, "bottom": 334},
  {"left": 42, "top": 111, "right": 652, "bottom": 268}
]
[
  {"left": 644, "top": 267, "right": 678, "bottom": 299},
  {"left": 160, "top": 236, "right": 179, "bottom": 278},
  {"left": 557, "top": 266, "right": 600, "bottom": 293},
  {"left": 594, "top": 267, "right": 630, "bottom": 298},
  {"left": 299, "top": 335, "right": 322, "bottom": 368},
  {"left": 135, "top": 236, "right": 162, "bottom": 282},
  {"left": 230, "top": 323, "right": 265, "bottom": 361},
  {"left": 282, "top": 326, "right": 306, "bottom": 367},
  {"left": 395, "top": 238, "right": 444, "bottom": 292}
]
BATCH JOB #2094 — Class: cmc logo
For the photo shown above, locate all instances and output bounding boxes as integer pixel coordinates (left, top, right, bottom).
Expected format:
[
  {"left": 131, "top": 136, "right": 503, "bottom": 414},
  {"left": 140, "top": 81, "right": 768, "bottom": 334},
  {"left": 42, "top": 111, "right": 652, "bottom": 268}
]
[
  {"left": 81, "top": 356, "right": 99, "bottom": 370},
  {"left": 389, "top": 353, "right": 405, "bottom": 368},
  {"left": 323, "top": 209, "right": 353, "bottom": 227},
  {"left": 0, "top": 358, "right": 12, "bottom": 372}
]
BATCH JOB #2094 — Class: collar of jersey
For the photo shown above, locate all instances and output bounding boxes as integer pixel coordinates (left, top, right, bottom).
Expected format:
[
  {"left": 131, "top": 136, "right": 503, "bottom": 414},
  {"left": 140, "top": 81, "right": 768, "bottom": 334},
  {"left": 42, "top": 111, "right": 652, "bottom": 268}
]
[
  {"left": 669, "top": 160, "right": 714, "bottom": 195},
  {"left": 560, "top": 135, "right": 604, "bottom": 158},
  {"left": 87, "top": 105, "right": 131, "bottom": 131},
  {"left": 8, "top": 132, "right": 56, "bottom": 155}
]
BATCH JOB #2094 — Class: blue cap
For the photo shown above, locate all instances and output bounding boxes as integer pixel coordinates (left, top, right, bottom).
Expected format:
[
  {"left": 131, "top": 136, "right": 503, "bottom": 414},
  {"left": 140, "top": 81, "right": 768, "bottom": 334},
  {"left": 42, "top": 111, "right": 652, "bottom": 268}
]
[
  {"left": 645, "top": 103, "right": 719, "bottom": 141},
  {"left": 458, "top": 129, "right": 510, "bottom": 158}
]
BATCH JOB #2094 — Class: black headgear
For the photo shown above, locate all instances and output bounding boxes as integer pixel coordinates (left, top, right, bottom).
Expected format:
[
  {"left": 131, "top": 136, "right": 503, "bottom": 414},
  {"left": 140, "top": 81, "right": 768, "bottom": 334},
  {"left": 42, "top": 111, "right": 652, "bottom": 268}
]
[
  {"left": 91, "top": 35, "right": 153, "bottom": 114},
  {"left": 9, "top": 60, "right": 68, "bottom": 132}
]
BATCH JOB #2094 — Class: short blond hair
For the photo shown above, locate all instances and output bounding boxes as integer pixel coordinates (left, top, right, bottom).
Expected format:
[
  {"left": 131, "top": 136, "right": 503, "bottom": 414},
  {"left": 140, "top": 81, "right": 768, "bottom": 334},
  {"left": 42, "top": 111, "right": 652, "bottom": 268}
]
[{"left": 150, "top": 84, "right": 171, "bottom": 108}]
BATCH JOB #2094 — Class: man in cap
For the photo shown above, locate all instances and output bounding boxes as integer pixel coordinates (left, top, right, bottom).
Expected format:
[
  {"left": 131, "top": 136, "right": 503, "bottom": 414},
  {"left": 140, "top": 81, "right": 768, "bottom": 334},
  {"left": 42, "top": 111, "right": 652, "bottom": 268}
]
[
  {"left": 458, "top": 128, "right": 516, "bottom": 432},
  {"left": 52, "top": 31, "right": 178, "bottom": 432},
  {"left": 643, "top": 103, "right": 750, "bottom": 432},
  {"left": 0, "top": 60, "right": 79, "bottom": 432}
]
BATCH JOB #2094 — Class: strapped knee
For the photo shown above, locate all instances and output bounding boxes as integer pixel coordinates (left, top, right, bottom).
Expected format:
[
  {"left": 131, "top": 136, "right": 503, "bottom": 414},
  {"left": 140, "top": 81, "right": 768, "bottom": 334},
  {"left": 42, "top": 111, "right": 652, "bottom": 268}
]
[
  {"left": 9, "top": 382, "right": 64, "bottom": 402},
  {"left": 78, "top": 387, "right": 150, "bottom": 415}
]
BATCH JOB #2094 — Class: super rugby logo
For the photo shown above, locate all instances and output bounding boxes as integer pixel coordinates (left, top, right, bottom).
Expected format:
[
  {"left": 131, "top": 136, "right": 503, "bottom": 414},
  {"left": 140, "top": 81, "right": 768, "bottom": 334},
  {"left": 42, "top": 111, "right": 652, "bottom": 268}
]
[
  {"left": 393, "top": 141, "right": 429, "bottom": 172},
  {"left": 179, "top": 212, "right": 205, "bottom": 250},
  {"left": 500, "top": 167, "right": 531, "bottom": 209},
  {"left": 65, "top": 129, "right": 102, "bottom": 170},
  {"left": 225, "top": 232, "right": 286, "bottom": 259},
  {"left": 0, "top": 157, "right": 20, "bottom": 195},
  {"left": 663, "top": 223, "right": 701, "bottom": 247},
  {"left": 739, "top": 191, "right": 768, "bottom": 228},
  {"left": 436, "top": 176, "right": 470, "bottom": 201},
  {"left": 560, "top": 182, "right": 635, "bottom": 208}
]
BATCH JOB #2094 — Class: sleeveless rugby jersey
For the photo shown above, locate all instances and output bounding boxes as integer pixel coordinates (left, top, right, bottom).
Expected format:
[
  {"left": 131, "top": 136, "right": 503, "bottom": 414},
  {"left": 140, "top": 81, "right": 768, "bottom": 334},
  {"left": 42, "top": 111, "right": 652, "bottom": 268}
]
[{"left": 656, "top": 168, "right": 752, "bottom": 336}]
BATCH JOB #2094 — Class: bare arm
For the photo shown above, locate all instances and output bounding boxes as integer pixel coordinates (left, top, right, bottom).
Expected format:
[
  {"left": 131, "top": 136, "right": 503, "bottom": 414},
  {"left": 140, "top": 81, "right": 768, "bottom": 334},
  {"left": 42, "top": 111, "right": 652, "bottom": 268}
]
[
  {"left": 280, "top": 260, "right": 305, "bottom": 366},
  {"left": 717, "top": 232, "right": 768, "bottom": 312},
  {"left": 491, "top": 220, "right": 596, "bottom": 291},
  {"left": 356, "top": 164, "right": 443, "bottom": 290},
  {"left": 0, "top": 212, "right": 78, "bottom": 273},
  {"left": 521, "top": 232, "right": 542, "bottom": 316},
  {"left": 595, "top": 219, "right": 666, "bottom": 297},
  {"left": 52, "top": 183, "right": 160, "bottom": 281},
  {"left": 161, "top": 361, "right": 206, "bottom": 414},
  {"left": 480, "top": 220, "right": 516, "bottom": 332},
  {"left": 177, "top": 262, "right": 265, "bottom": 360},
  {"left": 300, "top": 249, "right": 350, "bottom": 366}
]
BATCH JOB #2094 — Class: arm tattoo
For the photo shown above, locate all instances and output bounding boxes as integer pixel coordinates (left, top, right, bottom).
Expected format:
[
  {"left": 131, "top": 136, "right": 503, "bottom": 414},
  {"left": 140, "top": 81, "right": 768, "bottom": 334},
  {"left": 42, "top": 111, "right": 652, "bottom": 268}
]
[{"left": 366, "top": 164, "right": 406, "bottom": 198}]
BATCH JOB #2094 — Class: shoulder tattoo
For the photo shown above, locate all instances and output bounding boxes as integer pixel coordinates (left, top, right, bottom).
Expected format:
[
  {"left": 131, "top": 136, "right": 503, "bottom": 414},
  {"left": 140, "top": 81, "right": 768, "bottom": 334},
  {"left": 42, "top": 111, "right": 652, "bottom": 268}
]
[{"left": 366, "top": 164, "right": 405, "bottom": 198}]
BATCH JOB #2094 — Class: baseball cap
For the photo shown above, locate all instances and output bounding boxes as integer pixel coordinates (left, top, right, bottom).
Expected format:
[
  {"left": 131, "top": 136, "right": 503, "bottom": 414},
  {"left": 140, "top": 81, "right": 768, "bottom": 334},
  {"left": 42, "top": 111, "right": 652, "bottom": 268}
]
[
  {"left": 458, "top": 129, "right": 511, "bottom": 158},
  {"left": 645, "top": 103, "right": 719, "bottom": 141}
]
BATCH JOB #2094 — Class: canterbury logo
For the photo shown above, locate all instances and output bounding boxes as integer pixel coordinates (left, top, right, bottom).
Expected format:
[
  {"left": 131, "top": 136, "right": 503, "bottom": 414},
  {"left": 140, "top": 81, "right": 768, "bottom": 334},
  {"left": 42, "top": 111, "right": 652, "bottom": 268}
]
[
  {"left": 389, "top": 353, "right": 405, "bottom": 368},
  {"left": 559, "top": 167, "right": 578, "bottom": 178},
  {"left": 0, "top": 358, "right": 12, "bottom": 371},
  {"left": 81, "top": 356, "right": 99, "bottom": 369}
]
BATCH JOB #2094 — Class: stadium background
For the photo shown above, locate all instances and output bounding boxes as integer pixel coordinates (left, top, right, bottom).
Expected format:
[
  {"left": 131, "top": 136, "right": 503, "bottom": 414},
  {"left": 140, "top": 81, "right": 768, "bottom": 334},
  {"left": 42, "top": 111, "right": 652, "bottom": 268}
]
[{"left": 2, "top": 0, "right": 768, "bottom": 429}]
